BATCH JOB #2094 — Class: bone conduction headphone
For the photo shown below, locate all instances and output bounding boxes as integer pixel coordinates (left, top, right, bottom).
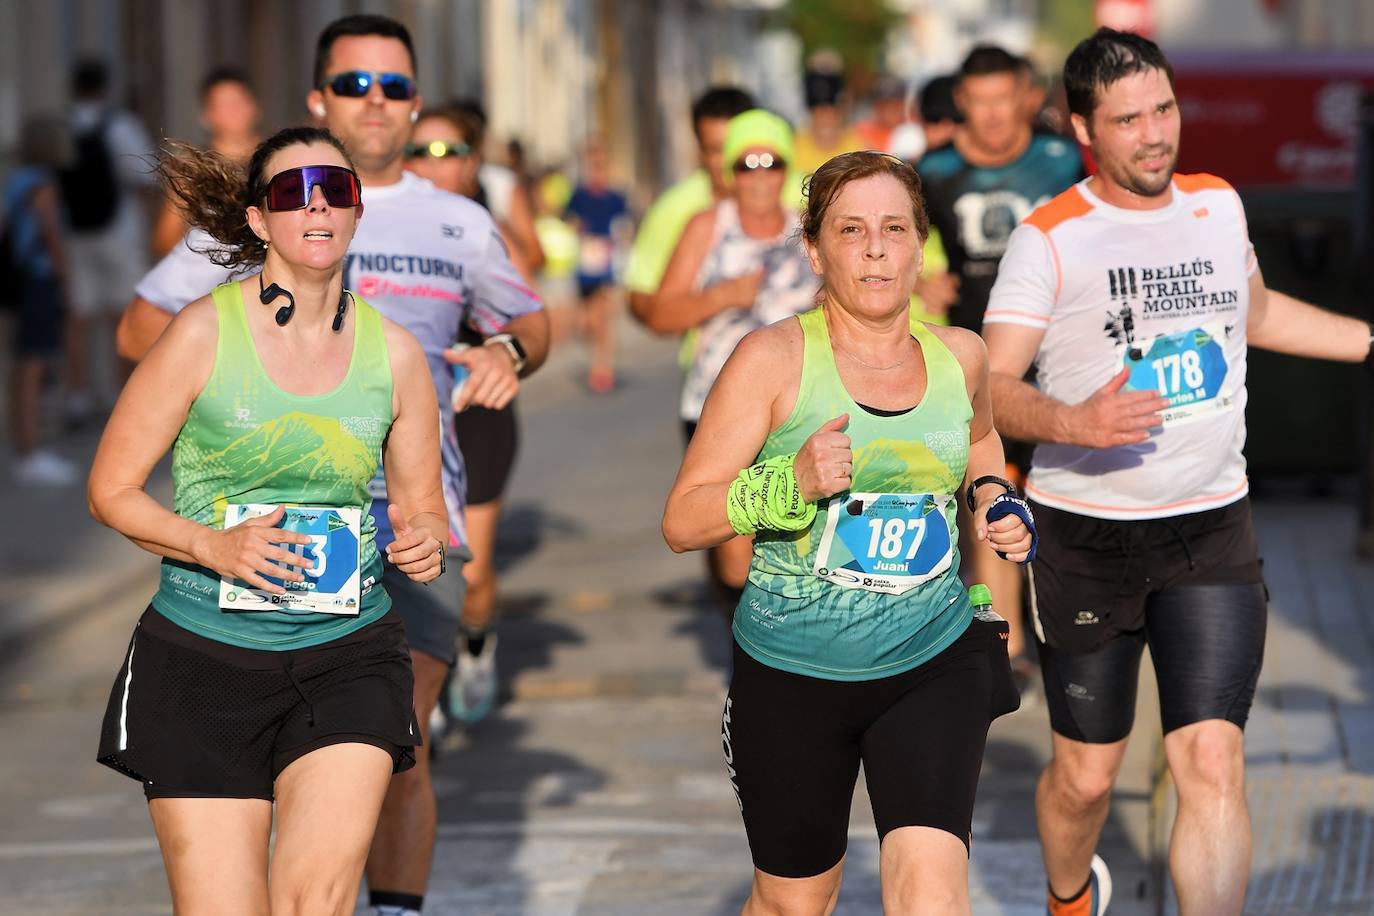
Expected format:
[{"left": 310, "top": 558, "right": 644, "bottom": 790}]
[{"left": 259, "top": 272, "right": 349, "bottom": 331}]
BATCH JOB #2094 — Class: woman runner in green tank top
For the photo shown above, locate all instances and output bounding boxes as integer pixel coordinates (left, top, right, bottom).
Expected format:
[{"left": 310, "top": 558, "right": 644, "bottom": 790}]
[
  {"left": 88, "top": 128, "right": 448, "bottom": 915},
  {"left": 664, "top": 152, "right": 1035, "bottom": 912}
]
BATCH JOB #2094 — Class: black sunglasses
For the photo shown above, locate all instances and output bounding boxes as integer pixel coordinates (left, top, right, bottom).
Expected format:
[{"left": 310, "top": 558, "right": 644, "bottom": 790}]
[
  {"left": 404, "top": 140, "right": 473, "bottom": 160},
  {"left": 733, "top": 152, "right": 786, "bottom": 174},
  {"left": 264, "top": 165, "right": 362, "bottom": 211},
  {"left": 321, "top": 70, "right": 417, "bottom": 101}
]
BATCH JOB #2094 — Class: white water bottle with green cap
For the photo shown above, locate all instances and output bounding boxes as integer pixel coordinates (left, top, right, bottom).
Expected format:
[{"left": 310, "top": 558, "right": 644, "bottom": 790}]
[{"left": 969, "top": 583, "right": 1006, "bottom": 625}]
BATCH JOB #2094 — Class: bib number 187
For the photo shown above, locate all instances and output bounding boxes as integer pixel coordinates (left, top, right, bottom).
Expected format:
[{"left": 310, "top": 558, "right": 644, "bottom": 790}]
[{"left": 867, "top": 517, "right": 928, "bottom": 560}]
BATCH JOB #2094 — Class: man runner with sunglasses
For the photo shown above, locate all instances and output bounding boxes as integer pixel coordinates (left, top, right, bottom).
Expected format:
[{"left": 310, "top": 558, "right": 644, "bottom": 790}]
[
  {"left": 983, "top": 29, "right": 1371, "bottom": 915},
  {"left": 114, "top": 15, "right": 548, "bottom": 916}
]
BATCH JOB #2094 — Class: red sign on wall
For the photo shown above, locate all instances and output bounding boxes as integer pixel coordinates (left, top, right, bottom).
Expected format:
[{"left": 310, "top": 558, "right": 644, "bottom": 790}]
[{"left": 1173, "top": 53, "right": 1374, "bottom": 190}]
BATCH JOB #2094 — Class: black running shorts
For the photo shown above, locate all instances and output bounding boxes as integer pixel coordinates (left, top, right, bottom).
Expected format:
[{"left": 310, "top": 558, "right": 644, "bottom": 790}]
[
  {"left": 97, "top": 607, "right": 420, "bottom": 800},
  {"left": 1029, "top": 497, "right": 1267, "bottom": 743},
  {"left": 723, "top": 616, "right": 1020, "bottom": 879},
  {"left": 453, "top": 403, "right": 518, "bottom": 506},
  {"left": 386, "top": 554, "right": 470, "bottom": 666}
]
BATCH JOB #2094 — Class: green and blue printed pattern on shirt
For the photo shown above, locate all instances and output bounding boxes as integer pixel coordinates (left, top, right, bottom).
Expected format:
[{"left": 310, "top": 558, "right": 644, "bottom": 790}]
[
  {"left": 733, "top": 307, "right": 975, "bottom": 681},
  {"left": 153, "top": 282, "right": 394, "bottom": 650}
]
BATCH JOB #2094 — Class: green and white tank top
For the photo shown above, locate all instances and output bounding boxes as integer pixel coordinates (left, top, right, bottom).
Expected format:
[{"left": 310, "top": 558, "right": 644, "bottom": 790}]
[
  {"left": 733, "top": 307, "right": 975, "bottom": 680},
  {"left": 152, "top": 282, "right": 393, "bottom": 650}
]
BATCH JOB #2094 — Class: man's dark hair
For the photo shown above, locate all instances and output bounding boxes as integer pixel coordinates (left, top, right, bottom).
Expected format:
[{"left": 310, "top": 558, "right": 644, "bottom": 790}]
[
  {"left": 199, "top": 66, "right": 254, "bottom": 103},
  {"left": 72, "top": 59, "right": 109, "bottom": 98},
  {"left": 1064, "top": 28, "right": 1174, "bottom": 120},
  {"left": 691, "top": 87, "right": 755, "bottom": 137},
  {"left": 959, "top": 45, "right": 1022, "bottom": 81},
  {"left": 313, "top": 14, "right": 417, "bottom": 88},
  {"left": 919, "top": 75, "right": 962, "bottom": 124}
]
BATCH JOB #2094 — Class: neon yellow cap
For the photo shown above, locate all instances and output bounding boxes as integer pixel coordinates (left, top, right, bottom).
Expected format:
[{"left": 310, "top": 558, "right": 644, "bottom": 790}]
[{"left": 722, "top": 109, "right": 795, "bottom": 186}]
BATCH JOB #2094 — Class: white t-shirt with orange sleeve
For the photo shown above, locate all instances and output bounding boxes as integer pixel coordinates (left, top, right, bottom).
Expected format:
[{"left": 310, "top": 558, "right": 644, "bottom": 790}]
[{"left": 984, "top": 174, "right": 1259, "bottom": 521}]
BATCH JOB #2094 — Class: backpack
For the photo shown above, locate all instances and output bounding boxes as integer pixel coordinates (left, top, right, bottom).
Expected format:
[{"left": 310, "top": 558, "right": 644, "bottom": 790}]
[{"left": 59, "top": 116, "right": 119, "bottom": 231}]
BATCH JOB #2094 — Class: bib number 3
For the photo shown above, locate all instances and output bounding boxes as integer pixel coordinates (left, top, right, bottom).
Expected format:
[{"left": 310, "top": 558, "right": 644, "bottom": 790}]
[
  {"left": 814, "top": 492, "right": 955, "bottom": 596},
  {"left": 219, "top": 504, "right": 363, "bottom": 616}
]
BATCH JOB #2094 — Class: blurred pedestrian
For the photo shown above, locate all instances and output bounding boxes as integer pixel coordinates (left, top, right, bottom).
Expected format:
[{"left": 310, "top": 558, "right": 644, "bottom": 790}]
[
  {"left": 626, "top": 86, "right": 755, "bottom": 328},
  {"left": 532, "top": 168, "right": 581, "bottom": 326},
  {"left": 565, "top": 138, "right": 631, "bottom": 392},
  {"left": 448, "top": 98, "right": 545, "bottom": 279},
  {"left": 855, "top": 72, "right": 911, "bottom": 154},
  {"left": 60, "top": 58, "right": 156, "bottom": 425},
  {"left": 150, "top": 67, "right": 262, "bottom": 258},
  {"left": 918, "top": 48, "right": 1083, "bottom": 332},
  {"left": 794, "top": 50, "right": 863, "bottom": 176},
  {"left": 648, "top": 110, "right": 816, "bottom": 606},
  {"left": 3, "top": 115, "right": 77, "bottom": 485},
  {"left": 403, "top": 105, "right": 526, "bottom": 728},
  {"left": 920, "top": 75, "right": 964, "bottom": 151},
  {"left": 917, "top": 45, "right": 1084, "bottom": 680}
]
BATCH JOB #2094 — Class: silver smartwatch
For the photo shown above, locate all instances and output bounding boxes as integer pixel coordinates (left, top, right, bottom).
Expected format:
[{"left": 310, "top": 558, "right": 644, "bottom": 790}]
[{"left": 484, "top": 332, "right": 527, "bottom": 373}]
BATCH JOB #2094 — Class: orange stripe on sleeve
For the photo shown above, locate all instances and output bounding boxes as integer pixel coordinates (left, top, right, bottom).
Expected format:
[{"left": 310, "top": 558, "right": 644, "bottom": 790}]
[
  {"left": 1173, "top": 172, "right": 1234, "bottom": 194},
  {"left": 1023, "top": 187, "right": 1093, "bottom": 234},
  {"left": 984, "top": 308, "right": 1051, "bottom": 325}
]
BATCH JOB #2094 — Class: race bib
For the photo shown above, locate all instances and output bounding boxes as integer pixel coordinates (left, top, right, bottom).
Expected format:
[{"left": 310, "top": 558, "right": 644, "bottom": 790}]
[
  {"left": 577, "top": 236, "right": 613, "bottom": 275},
  {"left": 1121, "top": 320, "right": 1235, "bottom": 427},
  {"left": 813, "top": 492, "right": 955, "bottom": 596},
  {"left": 219, "top": 504, "right": 362, "bottom": 616}
]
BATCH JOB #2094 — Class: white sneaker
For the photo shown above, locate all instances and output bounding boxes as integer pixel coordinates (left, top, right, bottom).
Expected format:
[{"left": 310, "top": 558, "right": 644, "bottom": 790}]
[
  {"left": 449, "top": 629, "right": 498, "bottom": 723},
  {"left": 14, "top": 450, "right": 78, "bottom": 486}
]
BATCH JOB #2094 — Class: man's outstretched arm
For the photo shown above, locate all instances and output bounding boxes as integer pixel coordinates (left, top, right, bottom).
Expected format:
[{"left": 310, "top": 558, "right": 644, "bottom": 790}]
[{"left": 116, "top": 296, "right": 175, "bottom": 364}]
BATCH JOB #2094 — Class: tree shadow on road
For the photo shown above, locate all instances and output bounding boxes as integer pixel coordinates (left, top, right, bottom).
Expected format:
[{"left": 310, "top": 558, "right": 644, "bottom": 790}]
[
  {"left": 425, "top": 713, "right": 610, "bottom": 914},
  {"left": 653, "top": 576, "right": 733, "bottom": 673}
]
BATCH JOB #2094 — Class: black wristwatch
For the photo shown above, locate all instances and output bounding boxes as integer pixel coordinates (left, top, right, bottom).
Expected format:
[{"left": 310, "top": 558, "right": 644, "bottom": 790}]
[
  {"left": 485, "top": 332, "right": 528, "bottom": 373},
  {"left": 966, "top": 475, "right": 1017, "bottom": 513}
]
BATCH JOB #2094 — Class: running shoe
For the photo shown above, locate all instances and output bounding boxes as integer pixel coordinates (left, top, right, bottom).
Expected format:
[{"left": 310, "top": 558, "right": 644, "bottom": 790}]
[
  {"left": 1046, "top": 854, "right": 1112, "bottom": 915},
  {"left": 13, "top": 449, "right": 78, "bottom": 486},
  {"left": 449, "top": 628, "right": 498, "bottom": 724}
]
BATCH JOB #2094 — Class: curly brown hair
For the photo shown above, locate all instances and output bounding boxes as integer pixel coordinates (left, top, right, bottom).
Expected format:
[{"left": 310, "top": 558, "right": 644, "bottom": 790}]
[
  {"left": 800, "top": 150, "right": 930, "bottom": 246},
  {"left": 157, "top": 126, "right": 353, "bottom": 268}
]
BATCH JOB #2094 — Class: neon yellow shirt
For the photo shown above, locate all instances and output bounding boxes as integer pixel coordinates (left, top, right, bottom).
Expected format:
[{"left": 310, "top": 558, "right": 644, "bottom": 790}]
[
  {"left": 624, "top": 170, "right": 716, "bottom": 295},
  {"left": 793, "top": 127, "right": 866, "bottom": 176}
]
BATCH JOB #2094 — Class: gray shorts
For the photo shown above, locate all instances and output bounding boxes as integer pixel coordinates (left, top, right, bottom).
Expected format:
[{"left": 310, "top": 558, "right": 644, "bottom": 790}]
[{"left": 384, "top": 548, "right": 470, "bottom": 665}]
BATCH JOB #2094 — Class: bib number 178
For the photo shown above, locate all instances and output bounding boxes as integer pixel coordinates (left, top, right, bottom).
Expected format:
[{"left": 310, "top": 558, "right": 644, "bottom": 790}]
[{"left": 1150, "top": 349, "right": 1204, "bottom": 395}]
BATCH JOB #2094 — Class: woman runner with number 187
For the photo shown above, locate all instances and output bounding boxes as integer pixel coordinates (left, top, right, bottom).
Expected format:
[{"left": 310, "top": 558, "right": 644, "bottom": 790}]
[{"left": 663, "top": 151, "right": 1035, "bottom": 914}]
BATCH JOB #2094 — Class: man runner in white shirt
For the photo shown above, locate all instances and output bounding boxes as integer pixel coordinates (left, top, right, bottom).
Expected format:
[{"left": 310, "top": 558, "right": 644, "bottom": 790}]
[
  {"left": 983, "top": 28, "right": 1372, "bottom": 916},
  {"left": 114, "top": 16, "right": 548, "bottom": 916}
]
